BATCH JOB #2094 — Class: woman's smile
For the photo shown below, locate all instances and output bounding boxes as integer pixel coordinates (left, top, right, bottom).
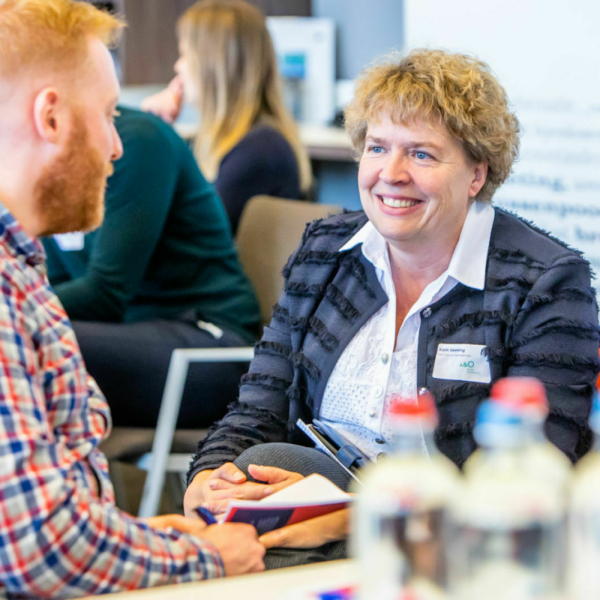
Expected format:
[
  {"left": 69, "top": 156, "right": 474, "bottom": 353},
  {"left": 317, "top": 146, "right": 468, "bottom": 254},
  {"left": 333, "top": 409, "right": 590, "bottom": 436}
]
[{"left": 378, "top": 195, "right": 422, "bottom": 209}]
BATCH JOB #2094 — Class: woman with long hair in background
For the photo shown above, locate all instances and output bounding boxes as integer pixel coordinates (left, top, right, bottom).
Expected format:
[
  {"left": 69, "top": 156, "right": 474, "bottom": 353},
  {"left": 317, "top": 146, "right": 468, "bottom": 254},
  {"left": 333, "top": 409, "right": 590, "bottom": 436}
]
[{"left": 143, "top": 0, "right": 312, "bottom": 234}]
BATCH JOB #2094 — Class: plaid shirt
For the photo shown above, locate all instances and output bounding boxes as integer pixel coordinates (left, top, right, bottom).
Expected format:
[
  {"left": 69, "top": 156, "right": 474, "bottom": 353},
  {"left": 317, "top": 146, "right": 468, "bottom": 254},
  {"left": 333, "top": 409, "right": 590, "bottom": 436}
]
[{"left": 0, "top": 205, "right": 224, "bottom": 598}]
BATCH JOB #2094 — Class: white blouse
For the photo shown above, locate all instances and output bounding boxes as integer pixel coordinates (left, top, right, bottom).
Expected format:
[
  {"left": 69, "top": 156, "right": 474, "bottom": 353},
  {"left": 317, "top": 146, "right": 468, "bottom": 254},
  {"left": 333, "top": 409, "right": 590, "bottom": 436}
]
[{"left": 319, "top": 201, "right": 495, "bottom": 461}]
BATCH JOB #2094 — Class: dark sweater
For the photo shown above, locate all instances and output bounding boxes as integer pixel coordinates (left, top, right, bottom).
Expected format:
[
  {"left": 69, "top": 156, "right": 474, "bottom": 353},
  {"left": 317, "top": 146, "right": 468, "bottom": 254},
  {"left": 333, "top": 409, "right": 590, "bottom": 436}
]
[
  {"left": 43, "top": 107, "right": 260, "bottom": 344},
  {"left": 189, "top": 208, "right": 600, "bottom": 480},
  {"left": 215, "top": 124, "right": 302, "bottom": 235}
]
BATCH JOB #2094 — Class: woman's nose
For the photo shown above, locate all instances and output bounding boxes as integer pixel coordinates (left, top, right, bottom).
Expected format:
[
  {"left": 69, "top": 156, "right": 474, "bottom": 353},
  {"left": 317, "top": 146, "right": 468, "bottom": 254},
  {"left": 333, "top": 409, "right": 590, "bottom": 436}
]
[{"left": 380, "top": 152, "right": 411, "bottom": 184}]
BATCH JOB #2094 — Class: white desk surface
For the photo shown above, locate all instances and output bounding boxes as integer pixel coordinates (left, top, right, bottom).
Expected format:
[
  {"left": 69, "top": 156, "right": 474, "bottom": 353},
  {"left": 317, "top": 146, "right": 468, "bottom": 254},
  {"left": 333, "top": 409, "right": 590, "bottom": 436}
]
[
  {"left": 119, "top": 85, "right": 354, "bottom": 162},
  {"left": 92, "top": 559, "right": 356, "bottom": 600}
]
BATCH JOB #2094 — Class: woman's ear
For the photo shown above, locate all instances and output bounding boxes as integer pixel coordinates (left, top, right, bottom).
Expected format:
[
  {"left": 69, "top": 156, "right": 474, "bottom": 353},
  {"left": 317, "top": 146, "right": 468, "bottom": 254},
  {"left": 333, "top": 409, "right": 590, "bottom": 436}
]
[
  {"left": 32, "top": 87, "right": 63, "bottom": 144},
  {"left": 468, "top": 162, "right": 488, "bottom": 198}
]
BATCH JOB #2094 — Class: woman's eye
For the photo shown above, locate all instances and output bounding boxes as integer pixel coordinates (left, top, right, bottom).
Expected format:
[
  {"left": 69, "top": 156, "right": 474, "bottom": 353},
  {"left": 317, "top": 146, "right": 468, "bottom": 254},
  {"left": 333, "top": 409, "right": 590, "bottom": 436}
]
[
  {"left": 367, "top": 146, "right": 384, "bottom": 154},
  {"left": 415, "top": 151, "right": 430, "bottom": 160}
]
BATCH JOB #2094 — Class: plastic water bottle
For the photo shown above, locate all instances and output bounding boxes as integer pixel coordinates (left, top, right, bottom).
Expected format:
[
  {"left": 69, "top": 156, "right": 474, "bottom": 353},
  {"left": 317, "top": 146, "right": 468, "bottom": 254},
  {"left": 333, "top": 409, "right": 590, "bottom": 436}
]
[
  {"left": 568, "top": 391, "right": 600, "bottom": 600},
  {"left": 353, "top": 393, "right": 460, "bottom": 600},
  {"left": 464, "top": 377, "right": 571, "bottom": 491},
  {"left": 447, "top": 399, "right": 565, "bottom": 600}
]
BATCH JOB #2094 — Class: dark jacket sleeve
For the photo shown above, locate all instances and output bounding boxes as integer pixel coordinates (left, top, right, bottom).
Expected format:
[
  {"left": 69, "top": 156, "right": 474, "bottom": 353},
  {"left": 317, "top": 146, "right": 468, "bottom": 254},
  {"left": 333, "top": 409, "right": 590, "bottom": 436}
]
[
  {"left": 187, "top": 248, "right": 302, "bottom": 481},
  {"left": 51, "top": 119, "right": 180, "bottom": 322},
  {"left": 506, "top": 254, "right": 599, "bottom": 461}
]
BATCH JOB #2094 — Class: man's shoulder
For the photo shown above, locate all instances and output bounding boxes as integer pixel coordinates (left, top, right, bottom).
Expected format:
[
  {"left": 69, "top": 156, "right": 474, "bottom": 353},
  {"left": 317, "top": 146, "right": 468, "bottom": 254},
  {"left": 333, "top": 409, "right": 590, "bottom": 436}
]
[
  {"left": 0, "top": 238, "right": 29, "bottom": 286},
  {"left": 491, "top": 207, "right": 587, "bottom": 267}
]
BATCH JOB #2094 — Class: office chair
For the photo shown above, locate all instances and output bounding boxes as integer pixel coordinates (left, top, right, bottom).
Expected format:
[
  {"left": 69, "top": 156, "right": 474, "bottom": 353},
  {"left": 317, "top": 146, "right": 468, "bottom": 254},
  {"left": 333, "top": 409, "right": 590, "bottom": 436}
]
[{"left": 102, "top": 196, "right": 343, "bottom": 517}]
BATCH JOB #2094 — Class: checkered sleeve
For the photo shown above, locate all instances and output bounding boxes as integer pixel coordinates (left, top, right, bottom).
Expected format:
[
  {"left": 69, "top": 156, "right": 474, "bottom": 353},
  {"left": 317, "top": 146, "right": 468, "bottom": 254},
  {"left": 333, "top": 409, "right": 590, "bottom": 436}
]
[{"left": 0, "top": 271, "right": 225, "bottom": 597}]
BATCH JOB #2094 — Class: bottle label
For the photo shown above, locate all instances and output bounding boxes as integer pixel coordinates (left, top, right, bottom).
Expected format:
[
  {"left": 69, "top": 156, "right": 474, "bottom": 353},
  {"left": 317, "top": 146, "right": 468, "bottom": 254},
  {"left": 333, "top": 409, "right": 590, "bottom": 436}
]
[
  {"left": 370, "top": 507, "right": 448, "bottom": 591},
  {"left": 447, "top": 518, "right": 566, "bottom": 598}
]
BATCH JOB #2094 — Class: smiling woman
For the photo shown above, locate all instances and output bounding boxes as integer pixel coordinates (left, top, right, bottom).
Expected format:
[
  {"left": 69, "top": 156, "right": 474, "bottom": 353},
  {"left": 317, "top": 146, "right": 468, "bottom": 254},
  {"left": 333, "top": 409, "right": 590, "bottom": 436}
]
[
  {"left": 183, "top": 48, "right": 600, "bottom": 570},
  {"left": 357, "top": 117, "right": 487, "bottom": 284}
]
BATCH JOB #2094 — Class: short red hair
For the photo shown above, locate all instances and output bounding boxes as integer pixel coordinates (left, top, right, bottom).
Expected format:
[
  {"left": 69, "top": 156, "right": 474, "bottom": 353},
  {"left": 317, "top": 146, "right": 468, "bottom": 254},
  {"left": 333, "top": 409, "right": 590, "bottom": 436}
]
[{"left": 0, "top": 0, "right": 125, "bottom": 77}]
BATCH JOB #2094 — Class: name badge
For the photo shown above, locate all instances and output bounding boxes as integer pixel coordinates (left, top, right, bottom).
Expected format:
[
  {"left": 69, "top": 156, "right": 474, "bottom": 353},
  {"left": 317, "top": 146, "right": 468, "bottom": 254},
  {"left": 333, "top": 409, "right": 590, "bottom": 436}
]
[
  {"left": 54, "top": 232, "right": 84, "bottom": 252},
  {"left": 432, "top": 343, "right": 491, "bottom": 384}
]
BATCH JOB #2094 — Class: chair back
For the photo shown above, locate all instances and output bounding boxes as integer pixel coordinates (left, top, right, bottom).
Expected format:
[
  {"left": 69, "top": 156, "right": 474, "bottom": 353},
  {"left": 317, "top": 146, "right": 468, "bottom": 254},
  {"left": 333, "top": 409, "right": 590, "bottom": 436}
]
[{"left": 236, "top": 196, "right": 343, "bottom": 326}]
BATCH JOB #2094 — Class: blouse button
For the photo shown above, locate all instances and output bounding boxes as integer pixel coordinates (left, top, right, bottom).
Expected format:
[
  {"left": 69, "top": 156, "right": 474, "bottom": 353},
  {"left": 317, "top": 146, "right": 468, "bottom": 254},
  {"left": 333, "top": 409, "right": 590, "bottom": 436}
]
[
  {"left": 377, "top": 452, "right": 387, "bottom": 461},
  {"left": 381, "top": 353, "right": 389, "bottom": 365},
  {"left": 422, "top": 307, "right": 432, "bottom": 318},
  {"left": 375, "top": 438, "right": 385, "bottom": 444},
  {"left": 373, "top": 385, "right": 384, "bottom": 398},
  {"left": 368, "top": 409, "right": 377, "bottom": 418},
  {"left": 419, "top": 387, "right": 429, "bottom": 396}
]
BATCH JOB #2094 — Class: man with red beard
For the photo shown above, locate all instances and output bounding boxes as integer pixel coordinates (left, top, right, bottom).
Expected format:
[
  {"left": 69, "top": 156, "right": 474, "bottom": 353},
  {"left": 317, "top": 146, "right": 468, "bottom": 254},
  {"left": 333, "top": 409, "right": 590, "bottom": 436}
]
[{"left": 0, "top": 0, "right": 264, "bottom": 597}]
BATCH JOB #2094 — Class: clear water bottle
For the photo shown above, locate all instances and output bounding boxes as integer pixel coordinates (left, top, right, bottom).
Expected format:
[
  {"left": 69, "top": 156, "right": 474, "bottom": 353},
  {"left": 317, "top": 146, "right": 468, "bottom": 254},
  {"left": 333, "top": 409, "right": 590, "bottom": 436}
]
[
  {"left": 568, "top": 391, "right": 600, "bottom": 600},
  {"left": 447, "top": 399, "right": 565, "bottom": 600},
  {"left": 353, "top": 393, "right": 460, "bottom": 600},
  {"left": 464, "top": 377, "right": 571, "bottom": 491}
]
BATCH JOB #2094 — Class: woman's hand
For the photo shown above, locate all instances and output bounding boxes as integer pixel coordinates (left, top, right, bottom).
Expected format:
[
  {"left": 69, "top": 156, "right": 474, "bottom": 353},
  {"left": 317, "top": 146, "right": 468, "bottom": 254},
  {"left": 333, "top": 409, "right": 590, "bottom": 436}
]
[
  {"left": 202, "top": 464, "right": 305, "bottom": 516},
  {"left": 183, "top": 464, "right": 242, "bottom": 519},
  {"left": 141, "top": 75, "right": 184, "bottom": 124},
  {"left": 184, "top": 463, "right": 305, "bottom": 518},
  {"left": 259, "top": 509, "right": 350, "bottom": 549}
]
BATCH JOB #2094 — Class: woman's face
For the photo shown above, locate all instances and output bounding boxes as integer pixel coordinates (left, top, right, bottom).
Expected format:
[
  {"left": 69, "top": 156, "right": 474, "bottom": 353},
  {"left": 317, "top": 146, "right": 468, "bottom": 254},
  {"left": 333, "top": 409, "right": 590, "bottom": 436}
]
[
  {"left": 174, "top": 42, "right": 199, "bottom": 103},
  {"left": 358, "top": 116, "right": 487, "bottom": 256}
]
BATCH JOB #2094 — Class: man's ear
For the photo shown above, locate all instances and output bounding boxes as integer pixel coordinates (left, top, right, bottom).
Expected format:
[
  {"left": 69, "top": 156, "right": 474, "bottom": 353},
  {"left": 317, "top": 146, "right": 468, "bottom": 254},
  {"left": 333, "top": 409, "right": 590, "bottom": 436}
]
[
  {"left": 468, "top": 162, "right": 489, "bottom": 198},
  {"left": 33, "top": 88, "right": 63, "bottom": 144}
]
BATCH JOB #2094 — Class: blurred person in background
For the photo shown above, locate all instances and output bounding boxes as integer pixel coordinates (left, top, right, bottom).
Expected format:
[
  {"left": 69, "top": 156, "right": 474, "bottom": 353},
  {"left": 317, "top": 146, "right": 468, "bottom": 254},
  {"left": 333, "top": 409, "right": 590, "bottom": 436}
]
[
  {"left": 43, "top": 105, "right": 261, "bottom": 431},
  {"left": 0, "top": 1, "right": 265, "bottom": 596},
  {"left": 142, "top": 0, "right": 312, "bottom": 234},
  {"left": 183, "top": 49, "right": 599, "bottom": 568}
]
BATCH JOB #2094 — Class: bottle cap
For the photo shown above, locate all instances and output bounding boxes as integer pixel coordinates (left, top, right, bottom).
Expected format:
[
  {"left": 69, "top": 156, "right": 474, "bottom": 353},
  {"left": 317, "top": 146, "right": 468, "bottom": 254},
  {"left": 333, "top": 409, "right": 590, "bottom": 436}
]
[
  {"left": 490, "top": 376, "right": 548, "bottom": 420},
  {"left": 388, "top": 391, "right": 438, "bottom": 429},
  {"left": 474, "top": 399, "right": 525, "bottom": 448},
  {"left": 590, "top": 391, "right": 600, "bottom": 434}
]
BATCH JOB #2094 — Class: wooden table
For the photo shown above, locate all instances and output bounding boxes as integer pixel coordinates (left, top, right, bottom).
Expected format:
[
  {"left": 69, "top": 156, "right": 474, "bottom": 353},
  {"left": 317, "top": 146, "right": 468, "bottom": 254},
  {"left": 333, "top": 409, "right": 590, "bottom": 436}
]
[{"left": 92, "top": 559, "right": 357, "bottom": 600}]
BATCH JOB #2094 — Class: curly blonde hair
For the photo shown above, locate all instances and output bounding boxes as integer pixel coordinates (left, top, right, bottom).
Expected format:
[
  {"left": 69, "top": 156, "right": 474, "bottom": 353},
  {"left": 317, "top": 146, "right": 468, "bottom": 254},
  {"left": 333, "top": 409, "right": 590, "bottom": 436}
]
[{"left": 344, "top": 49, "right": 520, "bottom": 203}]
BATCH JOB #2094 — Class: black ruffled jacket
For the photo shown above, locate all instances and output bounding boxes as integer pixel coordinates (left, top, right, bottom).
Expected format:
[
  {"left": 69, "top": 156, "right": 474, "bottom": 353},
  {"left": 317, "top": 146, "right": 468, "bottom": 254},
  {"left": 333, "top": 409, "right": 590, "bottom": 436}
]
[{"left": 189, "top": 208, "right": 600, "bottom": 481}]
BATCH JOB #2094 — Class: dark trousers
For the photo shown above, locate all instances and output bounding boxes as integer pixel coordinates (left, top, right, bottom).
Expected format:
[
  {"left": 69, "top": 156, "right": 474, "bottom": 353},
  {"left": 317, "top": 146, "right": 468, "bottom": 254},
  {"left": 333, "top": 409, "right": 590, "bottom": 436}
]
[
  {"left": 72, "top": 319, "right": 250, "bottom": 429},
  {"left": 233, "top": 443, "right": 352, "bottom": 570}
]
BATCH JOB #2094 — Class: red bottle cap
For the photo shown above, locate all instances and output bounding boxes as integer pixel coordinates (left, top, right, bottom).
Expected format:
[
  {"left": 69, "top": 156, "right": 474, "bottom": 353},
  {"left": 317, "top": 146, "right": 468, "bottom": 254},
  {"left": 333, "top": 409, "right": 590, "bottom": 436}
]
[
  {"left": 388, "top": 391, "right": 438, "bottom": 427},
  {"left": 490, "top": 376, "right": 548, "bottom": 418}
]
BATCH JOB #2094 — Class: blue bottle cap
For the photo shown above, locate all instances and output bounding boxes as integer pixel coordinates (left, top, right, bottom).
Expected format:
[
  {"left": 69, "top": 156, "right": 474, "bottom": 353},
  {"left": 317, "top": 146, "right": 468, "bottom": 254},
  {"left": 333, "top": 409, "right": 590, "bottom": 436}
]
[
  {"left": 474, "top": 399, "right": 525, "bottom": 447},
  {"left": 476, "top": 399, "right": 523, "bottom": 427},
  {"left": 589, "top": 391, "right": 600, "bottom": 434}
]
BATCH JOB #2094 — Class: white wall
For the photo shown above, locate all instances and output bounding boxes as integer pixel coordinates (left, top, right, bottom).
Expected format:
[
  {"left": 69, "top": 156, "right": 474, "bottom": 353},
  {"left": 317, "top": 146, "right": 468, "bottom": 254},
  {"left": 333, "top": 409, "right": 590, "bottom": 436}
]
[
  {"left": 406, "top": 0, "right": 600, "bottom": 276},
  {"left": 313, "top": 0, "right": 404, "bottom": 79}
]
